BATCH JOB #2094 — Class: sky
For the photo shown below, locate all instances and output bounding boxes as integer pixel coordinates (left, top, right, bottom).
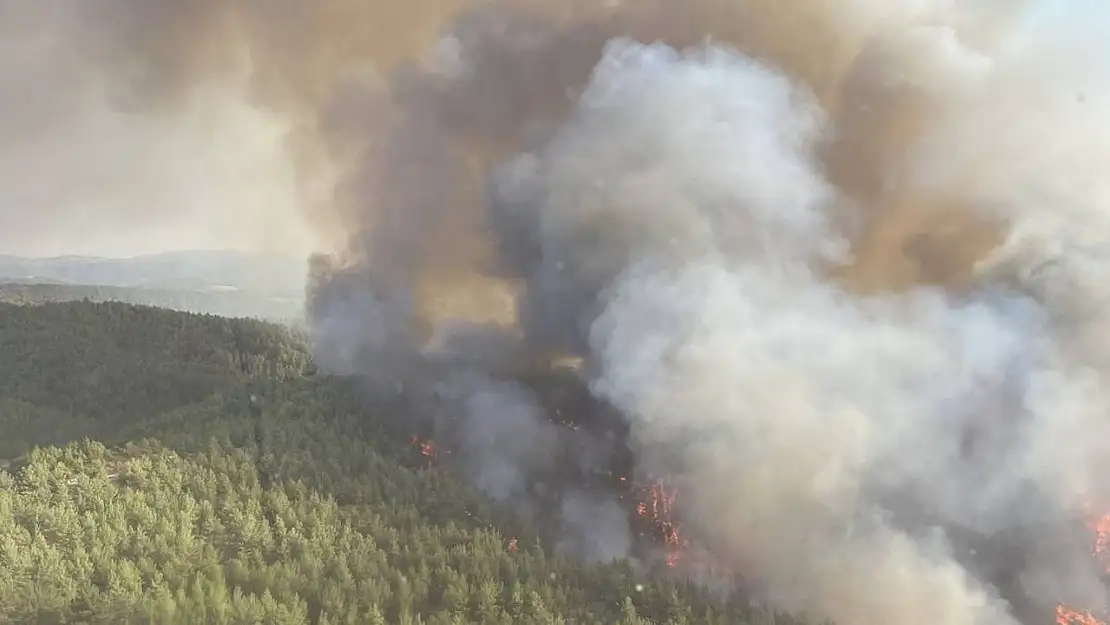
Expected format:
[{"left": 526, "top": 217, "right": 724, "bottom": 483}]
[
  {"left": 0, "top": 0, "right": 473, "bottom": 259},
  {"left": 0, "top": 79, "right": 313, "bottom": 258}
]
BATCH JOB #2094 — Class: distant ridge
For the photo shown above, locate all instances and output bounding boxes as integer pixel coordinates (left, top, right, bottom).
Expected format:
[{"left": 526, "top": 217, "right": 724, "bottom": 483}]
[
  {"left": 0, "top": 283, "right": 305, "bottom": 325},
  {"left": 0, "top": 250, "right": 307, "bottom": 324},
  {"left": 0, "top": 249, "right": 306, "bottom": 295}
]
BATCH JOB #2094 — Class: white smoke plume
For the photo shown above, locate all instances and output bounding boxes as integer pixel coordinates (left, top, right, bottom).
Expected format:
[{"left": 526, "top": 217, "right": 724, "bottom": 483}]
[
  {"left": 13, "top": 1, "right": 1110, "bottom": 624},
  {"left": 490, "top": 16, "right": 1110, "bottom": 623},
  {"left": 485, "top": 9, "right": 1110, "bottom": 623}
]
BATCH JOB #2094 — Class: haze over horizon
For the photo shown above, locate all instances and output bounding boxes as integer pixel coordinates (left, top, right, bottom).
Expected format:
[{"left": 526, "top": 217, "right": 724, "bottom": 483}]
[
  {"left": 0, "top": 239, "right": 317, "bottom": 263},
  {"left": 0, "top": 248, "right": 307, "bottom": 262}
]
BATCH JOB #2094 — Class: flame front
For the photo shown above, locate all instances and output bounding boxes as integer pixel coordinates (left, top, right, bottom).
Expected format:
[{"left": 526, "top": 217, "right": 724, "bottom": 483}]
[
  {"left": 633, "top": 478, "right": 685, "bottom": 567},
  {"left": 1057, "top": 606, "right": 1105, "bottom": 625},
  {"left": 1087, "top": 510, "right": 1110, "bottom": 565},
  {"left": 1056, "top": 505, "right": 1110, "bottom": 625}
]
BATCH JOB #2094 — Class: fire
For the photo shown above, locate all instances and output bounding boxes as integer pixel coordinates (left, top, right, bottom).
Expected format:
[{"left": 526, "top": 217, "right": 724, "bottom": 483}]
[
  {"left": 1055, "top": 504, "right": 1110, "bottom": 625},
  {"left": 1086, "top": 510, "right": 1110, "bottom": 564},
  {"left": 410, "top": 435, "right": 438, "bottom": 461},
  {"left": 632, "top": 478, "right": 686, "bottom": 567},
  {"left": 1057, "top": 606, "right": 1105, "bottom": 625}
]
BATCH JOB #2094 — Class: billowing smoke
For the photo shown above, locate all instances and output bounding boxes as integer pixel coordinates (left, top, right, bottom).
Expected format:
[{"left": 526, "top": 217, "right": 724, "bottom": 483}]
[
  {"left": 314, "top": 2, "right": 1110, "bottom": 621},
  {"left": 17, "top": 1, "right": 1110, "bottom": 624}
]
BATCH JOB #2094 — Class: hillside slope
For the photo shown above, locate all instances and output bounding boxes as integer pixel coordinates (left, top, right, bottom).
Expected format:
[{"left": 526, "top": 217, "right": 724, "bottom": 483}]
[{"left": 0, "top": 301, "right": 771, "bottom": 624}]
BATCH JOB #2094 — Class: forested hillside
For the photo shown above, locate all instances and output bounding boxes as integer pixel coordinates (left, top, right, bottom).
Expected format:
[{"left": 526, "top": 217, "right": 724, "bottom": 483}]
[{"left": 0, "top": 301, "right": 770, "bottom": 624}]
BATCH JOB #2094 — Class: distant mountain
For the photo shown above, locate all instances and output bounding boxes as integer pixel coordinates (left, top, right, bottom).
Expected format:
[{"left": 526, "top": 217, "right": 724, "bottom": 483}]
[
  {"left": 0, "top": 250, "right": 307, "bottom": 295},
  {"left": 0, "top": 283, "right": 306, "bottom": 326},
  {"left": 0, "top": 250, "right": 308, "bottom": 324}
]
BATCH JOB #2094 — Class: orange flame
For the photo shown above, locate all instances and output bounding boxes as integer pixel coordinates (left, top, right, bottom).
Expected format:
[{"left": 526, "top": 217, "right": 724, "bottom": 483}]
[
  {"left": 1055, "top": 503, "right": 1110, "bottom": 625},
  {"left": 632, "top": 477, "right": 685, "bottom": 567},
  {"left": 1057, "top": 606, "right": 1105, "bottom": 625},
  {"left": 410, "top": 435, "right": 438, "bottom": 461},
  {"left": 1087, "top": 511, "right": 1110, "bottom": 563}
]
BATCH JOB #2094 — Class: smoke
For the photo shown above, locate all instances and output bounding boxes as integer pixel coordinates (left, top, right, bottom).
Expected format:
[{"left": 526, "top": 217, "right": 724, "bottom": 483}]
[
  {"left": 19, "top": 0, "right": 1110, "bottom": 624},
  {"left": 0, "top": 0, "right": 479, "bottom": 256},
  {"left": 494, "top": 11, "right": 1110, "bottom": 623}
]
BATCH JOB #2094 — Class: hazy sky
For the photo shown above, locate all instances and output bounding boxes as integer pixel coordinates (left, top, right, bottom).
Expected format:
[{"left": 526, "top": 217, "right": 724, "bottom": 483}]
[
  {"left": 0, "top": 0, "right": 473, "bottom": 259},
  {"left": 0, "top": 39, "right": 319, "bottom": 259},
  {"left": 0, "top": 93, "right": 314, "bottom": 258}
]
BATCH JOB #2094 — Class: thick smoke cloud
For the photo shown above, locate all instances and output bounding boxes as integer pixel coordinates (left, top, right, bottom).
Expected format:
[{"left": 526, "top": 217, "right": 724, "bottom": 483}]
[
  {"left": 321, "top": 3, "right": 1110, "bottom": 624},
  {"left": 21, "top": 1, "right": 1110, "bottom": 624}
]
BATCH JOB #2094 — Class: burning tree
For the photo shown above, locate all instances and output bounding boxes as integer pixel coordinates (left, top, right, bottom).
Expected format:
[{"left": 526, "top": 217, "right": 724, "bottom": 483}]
[{"left": 1055, "top": 504, "right": 1110, "bottom": 625}]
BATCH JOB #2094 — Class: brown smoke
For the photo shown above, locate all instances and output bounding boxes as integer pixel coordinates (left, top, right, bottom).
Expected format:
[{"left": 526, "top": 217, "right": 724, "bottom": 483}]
[
  {"left": 5, "top": 0, "right": 1012, "bottom": 279},
  {"left": 287, "top": 0, "right": 1031, "bottom": 318}
]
